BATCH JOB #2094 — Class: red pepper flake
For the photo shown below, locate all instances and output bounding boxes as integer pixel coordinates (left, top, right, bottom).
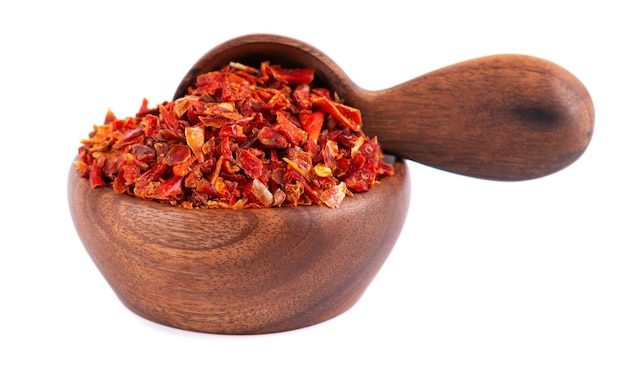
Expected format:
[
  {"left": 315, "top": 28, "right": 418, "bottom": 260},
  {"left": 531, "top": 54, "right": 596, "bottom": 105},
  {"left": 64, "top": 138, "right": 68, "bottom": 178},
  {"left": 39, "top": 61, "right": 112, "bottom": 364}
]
[
  {"left": 88, "top": 162, "right": 106, "bottom": 188},
  {"left": 75, "top": 61, "right": 393, "bottom": 209}
]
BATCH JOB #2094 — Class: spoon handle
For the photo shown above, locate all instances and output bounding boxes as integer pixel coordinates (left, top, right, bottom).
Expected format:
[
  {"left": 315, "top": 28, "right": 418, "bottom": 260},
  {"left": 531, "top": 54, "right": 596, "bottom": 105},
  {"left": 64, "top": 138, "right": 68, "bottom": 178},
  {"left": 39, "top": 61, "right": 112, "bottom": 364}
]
[{"left": 357, "top": 55, "right": 594, "bottom": 180}]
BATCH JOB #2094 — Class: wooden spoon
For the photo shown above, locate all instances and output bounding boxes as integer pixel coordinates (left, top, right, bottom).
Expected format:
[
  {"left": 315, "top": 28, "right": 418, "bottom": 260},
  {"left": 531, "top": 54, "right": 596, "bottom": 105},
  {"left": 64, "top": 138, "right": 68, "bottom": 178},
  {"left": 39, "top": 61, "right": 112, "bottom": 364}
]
[
  {"left": 174, "top": 34, "right": 594, "bottom": 181},
  {"left": 174, "top": 34, "right": 594, "bottom": 180}
]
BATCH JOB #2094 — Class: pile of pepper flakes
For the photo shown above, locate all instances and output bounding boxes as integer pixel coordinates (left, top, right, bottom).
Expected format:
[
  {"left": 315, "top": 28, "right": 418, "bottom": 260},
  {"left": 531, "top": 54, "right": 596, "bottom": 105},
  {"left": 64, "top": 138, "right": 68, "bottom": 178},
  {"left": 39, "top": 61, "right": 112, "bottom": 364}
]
[{"left": 75, "top": 61, "right": 393, "bottom": 209}]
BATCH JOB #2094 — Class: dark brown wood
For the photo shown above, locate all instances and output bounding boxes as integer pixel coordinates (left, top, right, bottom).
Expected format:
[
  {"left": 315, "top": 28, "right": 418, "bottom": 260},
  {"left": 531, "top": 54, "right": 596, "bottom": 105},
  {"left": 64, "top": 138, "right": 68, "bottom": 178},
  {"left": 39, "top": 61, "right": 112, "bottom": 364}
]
[
  {"left": 176, "top": 34, "right": 594, "bottom": 180},
  {"left": 69, "top": 34, "right": 594, "bottom": 335},
  {"left": 68, "top": 160, "right": 410, "bottom": 334}
]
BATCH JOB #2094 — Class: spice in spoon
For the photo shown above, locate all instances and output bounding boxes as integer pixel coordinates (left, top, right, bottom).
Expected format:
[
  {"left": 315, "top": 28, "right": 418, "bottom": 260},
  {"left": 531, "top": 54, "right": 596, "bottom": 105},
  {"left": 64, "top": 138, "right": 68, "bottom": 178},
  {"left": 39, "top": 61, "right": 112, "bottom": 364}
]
[{"left": 75, "top": 61, "right": 393, "bottom": 209}]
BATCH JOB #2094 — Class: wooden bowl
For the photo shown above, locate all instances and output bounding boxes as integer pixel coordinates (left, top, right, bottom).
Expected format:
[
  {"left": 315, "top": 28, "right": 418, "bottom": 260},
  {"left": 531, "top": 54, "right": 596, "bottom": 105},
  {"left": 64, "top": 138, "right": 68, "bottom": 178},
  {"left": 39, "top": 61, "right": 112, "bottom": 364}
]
[{"left": 67, "top": 158, "right": 410, "bottom": 334}]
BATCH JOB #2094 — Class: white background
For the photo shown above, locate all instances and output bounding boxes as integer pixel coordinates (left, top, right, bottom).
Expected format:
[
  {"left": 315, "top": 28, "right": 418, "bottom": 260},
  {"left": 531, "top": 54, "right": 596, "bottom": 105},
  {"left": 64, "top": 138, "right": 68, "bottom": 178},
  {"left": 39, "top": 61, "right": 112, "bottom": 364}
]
[{"left": 2, "top": 1, "right": 624, "bottom": 367}]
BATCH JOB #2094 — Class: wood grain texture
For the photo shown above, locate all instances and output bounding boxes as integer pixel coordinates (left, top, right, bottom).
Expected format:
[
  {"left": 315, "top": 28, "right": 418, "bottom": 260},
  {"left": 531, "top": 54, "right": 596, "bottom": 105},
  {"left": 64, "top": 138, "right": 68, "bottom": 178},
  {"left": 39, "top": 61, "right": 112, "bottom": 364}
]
[
  {"left": 68, "top": 160, "right": 410, "bottom": 334},
  {"left": 175, "top": 34, "right": 594, "bottom": 181}
]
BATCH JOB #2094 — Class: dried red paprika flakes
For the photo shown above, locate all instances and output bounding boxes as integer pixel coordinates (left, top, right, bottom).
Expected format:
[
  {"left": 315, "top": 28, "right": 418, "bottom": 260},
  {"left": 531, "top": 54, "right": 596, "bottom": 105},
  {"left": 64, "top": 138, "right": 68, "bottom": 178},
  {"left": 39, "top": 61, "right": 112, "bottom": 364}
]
[{"left": 75, "top": 61, "right": 393, "bottom": 209}]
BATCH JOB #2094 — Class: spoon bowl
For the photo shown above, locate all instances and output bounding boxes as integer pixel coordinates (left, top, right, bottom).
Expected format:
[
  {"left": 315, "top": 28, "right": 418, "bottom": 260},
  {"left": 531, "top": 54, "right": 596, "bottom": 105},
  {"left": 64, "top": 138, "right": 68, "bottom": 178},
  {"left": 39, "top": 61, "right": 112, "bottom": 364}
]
[
  {"left": 176, "top": 34, "right": 594, "bottom": 181},
  {"left": 68, "top": 159, "right": 410, "bottom": 335}
]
